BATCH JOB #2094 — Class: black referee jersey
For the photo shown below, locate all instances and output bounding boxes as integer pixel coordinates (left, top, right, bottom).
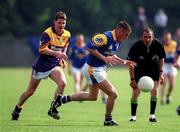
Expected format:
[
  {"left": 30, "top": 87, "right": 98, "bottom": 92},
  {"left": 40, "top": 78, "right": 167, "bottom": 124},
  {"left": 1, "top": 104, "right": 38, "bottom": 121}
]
[{"left": 127, "top": 39, "right": 166, "bottom": 81}]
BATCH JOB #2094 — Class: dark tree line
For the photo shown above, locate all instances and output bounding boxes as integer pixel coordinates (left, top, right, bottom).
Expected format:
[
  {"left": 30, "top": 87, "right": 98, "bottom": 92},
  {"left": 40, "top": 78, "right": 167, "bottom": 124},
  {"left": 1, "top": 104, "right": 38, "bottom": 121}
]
[{"left": 0, "top": 0, "right": 180, "bottom": 37}]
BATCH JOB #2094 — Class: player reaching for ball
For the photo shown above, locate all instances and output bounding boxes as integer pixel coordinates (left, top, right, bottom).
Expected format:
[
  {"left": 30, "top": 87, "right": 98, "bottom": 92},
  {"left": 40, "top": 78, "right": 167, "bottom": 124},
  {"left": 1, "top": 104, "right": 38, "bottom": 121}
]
[
  {"left": 127, "top": 27, "right": 166, "bottom": 122},
  {"left": 48, "top": 21, "right": 136, "bottom": 126}
]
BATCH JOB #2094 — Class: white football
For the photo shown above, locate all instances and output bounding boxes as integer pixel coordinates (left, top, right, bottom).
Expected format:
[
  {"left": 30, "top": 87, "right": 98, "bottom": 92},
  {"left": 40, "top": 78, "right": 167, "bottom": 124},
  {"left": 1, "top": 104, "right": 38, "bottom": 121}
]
[{"left": 138, "top": 76, "right": 154, "bottom": 92}]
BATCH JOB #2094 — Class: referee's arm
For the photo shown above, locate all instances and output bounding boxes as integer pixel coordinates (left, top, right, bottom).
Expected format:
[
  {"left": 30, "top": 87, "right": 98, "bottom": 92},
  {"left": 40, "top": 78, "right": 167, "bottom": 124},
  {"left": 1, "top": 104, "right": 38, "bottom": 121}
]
[
  {"left": 159, "top": 58, "right": 164, "bottom": 84},
  {"left": 159, "top": 58, "right": 164, "bottom": 73}
]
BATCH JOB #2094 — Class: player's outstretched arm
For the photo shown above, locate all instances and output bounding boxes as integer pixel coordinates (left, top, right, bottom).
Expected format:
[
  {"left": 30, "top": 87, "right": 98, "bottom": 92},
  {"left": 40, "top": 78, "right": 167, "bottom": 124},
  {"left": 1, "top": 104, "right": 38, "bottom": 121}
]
[
  {"left": 87, "top": 48, "right": 118, "bottom": 66},
  {"left": 112, "top": 54, "right": 136, "bottom": 68}
]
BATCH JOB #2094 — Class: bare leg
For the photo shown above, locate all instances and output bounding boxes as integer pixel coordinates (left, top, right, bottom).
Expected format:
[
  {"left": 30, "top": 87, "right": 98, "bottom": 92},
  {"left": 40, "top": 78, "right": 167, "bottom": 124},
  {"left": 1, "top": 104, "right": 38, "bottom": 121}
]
[
  {"left": 98, "top": 80, "right": 118, "bottom": 116},
  {"left": 59, "top": 79, "right": 117, "bottom": 116},
  {"left": 151, "top": 81, "right": 159, "bottom": 97},
  {"left": 167, "top": 75, "right": 176, "bottom": 97},
  {"left": 49, "top": 67, "right": 67, "bottom": 99},
  {"left": 72, "top": 72, "right": 81, "bottom": 93},
  {"left": 12, "top": 74, "right": 40, "bottom": 120},
  {"left": 17, "top": 76, "right": 40, "bottom": 107},
  {"left": 70, "top": 84, "right": 99, "bottom": 101},
  {"left": 100, "top": 90, "right": 107, "bottom": 103},
  {"left": 132, "top": 88, "right": 140, "bottom": 100},
  {"left": 160, "top": 75, "right": 167, "bottom": 104}
]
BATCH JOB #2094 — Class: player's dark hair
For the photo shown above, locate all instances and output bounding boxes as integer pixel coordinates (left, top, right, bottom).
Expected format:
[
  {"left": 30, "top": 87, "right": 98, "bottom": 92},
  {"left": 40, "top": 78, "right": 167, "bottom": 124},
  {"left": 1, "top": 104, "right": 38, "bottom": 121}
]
[
  {"left": 54, "top": 11, "right": 67, "bottom": 21},
  {"left": 116, "top": 21, "right": 132, "bottom": 33},
  {"left": 141, "top": 27, "right": 154, "bottom": 36}
]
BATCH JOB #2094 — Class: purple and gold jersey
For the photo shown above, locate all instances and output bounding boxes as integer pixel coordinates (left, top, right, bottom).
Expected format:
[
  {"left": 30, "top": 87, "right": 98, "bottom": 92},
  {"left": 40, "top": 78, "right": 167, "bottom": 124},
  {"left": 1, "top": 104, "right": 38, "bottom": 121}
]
[
  {"left": 86, "top": 30, "right": 121, "bottom": 67},
  {"left": 32, "top": 26, "right": 71, "bottom": 72},
  {"left": 164, "top": 40, "right": 177, "bottom": 63}
]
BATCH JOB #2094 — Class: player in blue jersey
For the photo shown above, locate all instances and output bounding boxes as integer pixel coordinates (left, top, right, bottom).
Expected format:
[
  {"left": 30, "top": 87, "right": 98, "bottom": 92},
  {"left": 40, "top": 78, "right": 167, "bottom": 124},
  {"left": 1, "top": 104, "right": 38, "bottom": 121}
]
[
  {"left": 68, "top": 34, "right": 88, "bottom": 93},
  {"left": 48, "top": 21, "right": 136, "bottom": 126},
  {"left": 68, "top": 34, "right": 107, "bottom": 103},
  {"left": 11, "top": 11, "right": 70, "bottom": 120}
]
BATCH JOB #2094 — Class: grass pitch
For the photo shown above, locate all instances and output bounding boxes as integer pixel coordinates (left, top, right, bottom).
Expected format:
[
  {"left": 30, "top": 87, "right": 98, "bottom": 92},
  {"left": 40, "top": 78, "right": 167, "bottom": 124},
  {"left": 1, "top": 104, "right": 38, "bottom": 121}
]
[{"left": 0, "top": 68, "right": 180, "bottom": 132}]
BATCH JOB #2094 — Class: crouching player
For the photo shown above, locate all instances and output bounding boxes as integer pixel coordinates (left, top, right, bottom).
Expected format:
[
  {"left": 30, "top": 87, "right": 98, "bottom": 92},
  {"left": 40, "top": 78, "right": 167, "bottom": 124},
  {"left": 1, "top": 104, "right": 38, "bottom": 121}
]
[
  {"left": 48, "top": 21, "right": 136, "bottom": 126},
  {"left": 127, "top": 27, "right": 166, "bottom": 122}
]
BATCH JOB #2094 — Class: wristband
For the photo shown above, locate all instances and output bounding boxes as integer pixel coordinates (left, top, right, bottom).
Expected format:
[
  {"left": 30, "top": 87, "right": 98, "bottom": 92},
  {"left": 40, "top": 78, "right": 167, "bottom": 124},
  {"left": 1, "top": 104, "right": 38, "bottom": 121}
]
[
  {"left": 131, "top": 78, "right": 135, "bottom": 81},
  {"left": 159, "top": 70, "right": 163, "bottom": 73}
]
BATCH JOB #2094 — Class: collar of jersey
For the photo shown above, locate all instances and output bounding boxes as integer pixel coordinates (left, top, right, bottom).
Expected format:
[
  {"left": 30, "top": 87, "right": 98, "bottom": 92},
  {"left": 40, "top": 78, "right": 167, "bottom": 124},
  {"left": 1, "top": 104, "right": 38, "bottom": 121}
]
[
  {"left": 51, "top": 25, "right": 64, "bottom": 37},
  {"left": 112, "top": 30, "right": 117, "bottom": 42}
]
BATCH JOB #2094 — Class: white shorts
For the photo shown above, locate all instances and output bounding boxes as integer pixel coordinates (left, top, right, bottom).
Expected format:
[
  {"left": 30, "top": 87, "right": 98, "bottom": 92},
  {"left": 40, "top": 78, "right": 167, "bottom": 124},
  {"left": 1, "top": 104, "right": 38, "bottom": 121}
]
[
  {"left": 32, "top": 67, "right": 57, "bottom": 79},
  {"left": 71, "top": 66, "right": 83, "bottom": 77},
  {"left": 163, "top": 63, "right": 177, "bottom": 76},
  {"left": 82, "top": 63, "right": 107, "bottom": 85}
]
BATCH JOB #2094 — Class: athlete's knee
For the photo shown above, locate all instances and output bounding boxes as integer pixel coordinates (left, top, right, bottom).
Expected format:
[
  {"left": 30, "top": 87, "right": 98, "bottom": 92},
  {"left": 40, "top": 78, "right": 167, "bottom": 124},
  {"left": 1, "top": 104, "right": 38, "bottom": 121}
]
[
  {"left": 151, "top": 88, "right": 157, "bottom": 96},
  {"left": 57, "top": 80, "right": 67, "bottom": 89},
  {"left": 109, "top": 91, "right": 118, "bottom": 100},
  {"left": 132, "top": 89, "right": 140, "bottom": 98},
  {"left": 89, "top": 95, "right": 98, "bottom": 101}
]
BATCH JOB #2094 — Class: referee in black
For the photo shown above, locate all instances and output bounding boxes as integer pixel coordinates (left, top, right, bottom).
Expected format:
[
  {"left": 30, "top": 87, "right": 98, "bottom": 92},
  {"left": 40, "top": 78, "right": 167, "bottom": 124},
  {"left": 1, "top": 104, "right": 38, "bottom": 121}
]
[{"left": 127, "top": 27, "right": 166, "bottom": 122}]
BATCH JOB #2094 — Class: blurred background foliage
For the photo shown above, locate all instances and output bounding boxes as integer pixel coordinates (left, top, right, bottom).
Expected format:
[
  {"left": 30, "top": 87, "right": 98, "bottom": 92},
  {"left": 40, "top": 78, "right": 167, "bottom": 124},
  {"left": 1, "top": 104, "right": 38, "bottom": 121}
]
[{"left": 0, "top": 0, "right": 180, "bottom": 37}]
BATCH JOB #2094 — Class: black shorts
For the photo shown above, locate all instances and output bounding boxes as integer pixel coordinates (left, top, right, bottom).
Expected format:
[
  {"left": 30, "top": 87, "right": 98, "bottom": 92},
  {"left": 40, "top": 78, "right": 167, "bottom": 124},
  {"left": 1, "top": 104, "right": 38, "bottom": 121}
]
[{"left": 134, "top": 71, "right": 160, "bottom": 83}]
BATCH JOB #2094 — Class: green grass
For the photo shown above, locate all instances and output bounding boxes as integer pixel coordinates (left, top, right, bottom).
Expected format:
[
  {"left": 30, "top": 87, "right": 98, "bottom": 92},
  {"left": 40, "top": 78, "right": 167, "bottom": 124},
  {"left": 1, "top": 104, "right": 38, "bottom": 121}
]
[{"left": 0, "top": 68, "right": 180, "bottom": 132}]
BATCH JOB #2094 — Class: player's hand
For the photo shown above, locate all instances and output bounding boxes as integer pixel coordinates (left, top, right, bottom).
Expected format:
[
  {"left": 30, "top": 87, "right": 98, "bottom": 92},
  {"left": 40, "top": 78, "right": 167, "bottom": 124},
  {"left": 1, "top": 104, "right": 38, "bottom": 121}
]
[
  {"left": 174, "top": 62, "right": 180, "bottom": 68},
  {"left": 104, "top": 56, "right": 118, "bottom": 66},
  {"left": 60, "top": 59, "right": 66, "bottom": 69},
  {"left": 126, "top": 60, "right": 137, "bottom": 68},
  {"left": 130, "top": 80, "right": 138, "bottom": 90},
  {"left": 56, "top": 52, "right": 68, "bottom": 60},
  {"left": 159, "top": 72, "right": 164, "bottom": 85}
]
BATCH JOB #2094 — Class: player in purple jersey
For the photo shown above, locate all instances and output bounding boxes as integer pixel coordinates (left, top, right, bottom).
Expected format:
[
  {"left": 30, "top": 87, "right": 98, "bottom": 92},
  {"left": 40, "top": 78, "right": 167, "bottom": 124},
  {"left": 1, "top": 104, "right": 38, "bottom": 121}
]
[
  {"left": 48, "top": 21, "right": 136, "bottom": 126},
  {"left": 11, "top": 11, "right": 70, "bottom": 120}
]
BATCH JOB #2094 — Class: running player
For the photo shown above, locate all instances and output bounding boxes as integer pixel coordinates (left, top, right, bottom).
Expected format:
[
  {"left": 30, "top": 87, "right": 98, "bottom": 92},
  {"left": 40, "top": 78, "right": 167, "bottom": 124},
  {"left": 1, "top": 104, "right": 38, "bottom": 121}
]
[
  {"left": 11, "top": 11, "right": 70, "bottom": 120},
  {"left": 48, "top": 21, "right": 136, "bottom": 126},
  {"left": 127, "top": 27, "right": 165, "bottom": 122},
  {"left": 68, "top": 34, "right": 88, "bottom": 93},
  {"left": 68, "top": 34, "right": 107, "bottom": 103},
  {"left": 160, "top": 32, "right": 178, "bottom": 104}
]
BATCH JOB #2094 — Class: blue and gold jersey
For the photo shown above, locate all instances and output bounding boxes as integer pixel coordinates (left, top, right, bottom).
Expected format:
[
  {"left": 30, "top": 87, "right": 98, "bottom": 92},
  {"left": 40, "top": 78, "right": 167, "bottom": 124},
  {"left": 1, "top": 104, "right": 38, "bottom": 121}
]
[
  {"left": 86, "top": 30, "right": 121, "bottom": 67},
  {"left": 164, "top": 40, "right": 177, "bottom": 63},
  {"left": 32, "top": 26, "right": 71, "bottom": 72},
  {"left": 68, "top": 44, "right": 88, "bottom": 68}
]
